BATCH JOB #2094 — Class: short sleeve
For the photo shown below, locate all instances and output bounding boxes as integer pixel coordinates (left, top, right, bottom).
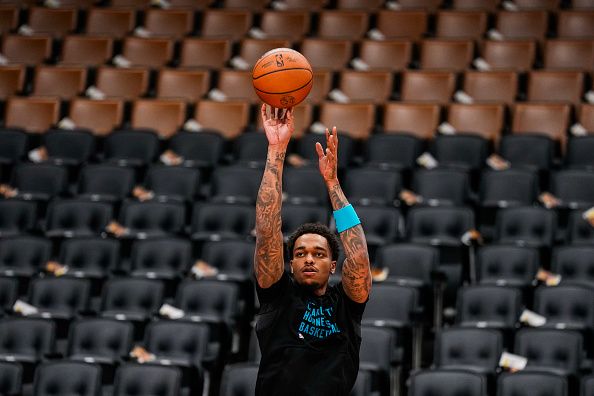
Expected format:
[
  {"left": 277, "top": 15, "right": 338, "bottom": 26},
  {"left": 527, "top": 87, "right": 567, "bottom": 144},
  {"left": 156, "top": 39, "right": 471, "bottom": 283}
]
[{"left": 255, "top": 271, "right": 292, "bottom": 306}]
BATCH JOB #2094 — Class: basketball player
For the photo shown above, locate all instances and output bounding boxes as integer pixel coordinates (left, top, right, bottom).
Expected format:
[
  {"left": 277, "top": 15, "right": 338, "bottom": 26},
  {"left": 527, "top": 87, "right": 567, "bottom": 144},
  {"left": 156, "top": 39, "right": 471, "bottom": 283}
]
[{"left": 254, "top": 104, "right": 371, "bottom": 396}]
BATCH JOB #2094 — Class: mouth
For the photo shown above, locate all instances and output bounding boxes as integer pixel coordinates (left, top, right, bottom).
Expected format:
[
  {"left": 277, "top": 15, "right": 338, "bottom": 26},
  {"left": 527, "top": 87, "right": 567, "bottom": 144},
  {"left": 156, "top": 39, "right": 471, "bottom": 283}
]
[{"left": 302, "top": 267, "right": 318, "bottom": 276}]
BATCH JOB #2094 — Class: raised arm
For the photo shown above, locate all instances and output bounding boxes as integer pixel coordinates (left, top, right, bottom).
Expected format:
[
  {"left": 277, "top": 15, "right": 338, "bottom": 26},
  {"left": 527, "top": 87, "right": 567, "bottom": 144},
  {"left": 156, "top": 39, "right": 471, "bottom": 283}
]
[
  {"left": 316, "top": 127, "right": 371, "bottom": 303},
  {"left": 254, "top": 105, "right": 294, "bottom": 289}
]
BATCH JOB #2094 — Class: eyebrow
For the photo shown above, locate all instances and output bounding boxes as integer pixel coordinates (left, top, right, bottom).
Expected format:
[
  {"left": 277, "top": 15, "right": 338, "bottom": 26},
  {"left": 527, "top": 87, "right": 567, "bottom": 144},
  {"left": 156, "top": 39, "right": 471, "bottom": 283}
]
[{"left": 294, "top": 246, "right": 327, "bottom": 252}]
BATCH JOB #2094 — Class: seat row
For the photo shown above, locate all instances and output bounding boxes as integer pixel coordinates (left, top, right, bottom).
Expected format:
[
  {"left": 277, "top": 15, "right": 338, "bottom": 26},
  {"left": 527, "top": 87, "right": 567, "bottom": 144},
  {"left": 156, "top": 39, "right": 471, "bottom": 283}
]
[{"left": 1, "top": 5, "right": 593, "bottom": 41}]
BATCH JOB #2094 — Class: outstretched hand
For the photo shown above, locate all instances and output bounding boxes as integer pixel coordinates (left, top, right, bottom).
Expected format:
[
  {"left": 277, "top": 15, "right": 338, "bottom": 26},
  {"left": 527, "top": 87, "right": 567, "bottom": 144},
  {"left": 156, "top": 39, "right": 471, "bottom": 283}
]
[
  {"left": 315, "top": 126, "right": 338, "bottom": 184},
  {"left": 260, "top": 104, "right": 294, "bottom": 149}
]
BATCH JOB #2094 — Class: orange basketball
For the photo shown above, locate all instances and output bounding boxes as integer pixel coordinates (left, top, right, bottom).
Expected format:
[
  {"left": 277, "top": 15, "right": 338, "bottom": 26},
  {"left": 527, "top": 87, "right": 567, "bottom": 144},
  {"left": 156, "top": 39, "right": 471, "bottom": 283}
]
[{"left": 252, "top": 48, "right": 313, "bottom": 109}]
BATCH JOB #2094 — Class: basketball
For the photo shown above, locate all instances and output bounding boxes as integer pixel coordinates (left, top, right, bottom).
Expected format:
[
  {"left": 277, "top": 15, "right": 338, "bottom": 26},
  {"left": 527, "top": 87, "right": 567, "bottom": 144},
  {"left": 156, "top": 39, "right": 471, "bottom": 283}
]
[{"left": 252, "top": 48, "right": 313, "bottom": 109}]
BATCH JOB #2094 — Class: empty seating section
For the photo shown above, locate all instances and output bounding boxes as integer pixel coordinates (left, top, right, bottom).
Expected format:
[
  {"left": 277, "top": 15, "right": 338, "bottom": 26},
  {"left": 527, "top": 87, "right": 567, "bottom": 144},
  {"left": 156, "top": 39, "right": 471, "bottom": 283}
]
[{"left": 0, "top": 1, "right": 593, "bottom": 396}]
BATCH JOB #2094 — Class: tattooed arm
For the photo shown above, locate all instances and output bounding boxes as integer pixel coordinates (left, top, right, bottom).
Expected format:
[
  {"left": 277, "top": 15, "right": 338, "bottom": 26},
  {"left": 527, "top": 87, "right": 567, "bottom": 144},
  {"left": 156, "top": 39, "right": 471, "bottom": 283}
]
[
  {"left": 316, "top": 127, "right": 371, "bottom": 303},
  {"left": 254, "top": 105, "right": 294, "bottom": 289}
]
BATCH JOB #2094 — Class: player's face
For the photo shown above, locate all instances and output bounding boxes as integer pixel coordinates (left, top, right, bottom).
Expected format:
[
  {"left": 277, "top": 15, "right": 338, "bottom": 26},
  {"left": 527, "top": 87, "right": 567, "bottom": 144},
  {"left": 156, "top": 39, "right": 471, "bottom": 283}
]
[{"left": 290, "top": 233, "right": 336, "bottom": 291}]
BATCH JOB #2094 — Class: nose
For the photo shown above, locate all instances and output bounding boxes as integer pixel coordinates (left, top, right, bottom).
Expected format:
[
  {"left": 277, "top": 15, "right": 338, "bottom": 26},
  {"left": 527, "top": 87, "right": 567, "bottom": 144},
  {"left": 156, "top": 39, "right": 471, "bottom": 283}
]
[{"left": 305, "top": 253, "right": 315, "bottom": 264}]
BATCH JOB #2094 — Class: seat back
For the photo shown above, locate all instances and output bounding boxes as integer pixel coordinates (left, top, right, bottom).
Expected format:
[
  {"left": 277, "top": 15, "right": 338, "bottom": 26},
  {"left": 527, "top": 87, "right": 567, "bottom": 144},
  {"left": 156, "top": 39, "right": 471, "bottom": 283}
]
[
  {"left": 281, "top": 205, "right": 329, "bottom": 236},
  {"left": 29, "top": 278, "right": 90, "bottom": 317},
  {"left": 412, "top": 169, "right": 470, "bottom": 206},
  {"left": 410, "top": 369, "right": 487, "bottom": 396},
  {"left": 496, "top": 207, "right": 556, "bottom": 247},
  {"left": 552, "top": 246, "right": 594, "bottom": 287},
  {"left": 376, "top": 10, "right": 428, "bottom": 39},
  {"left": 79, "top": 165, "right": 135, "bottom": 201},
  {"left": 0, "top": 65, "right": 25, "bottom": 99},
  {"left": 179, "top": 38, "right": 231, "bottom": 68},
  {"left": 201, "top": 240, "right": 254, "bottom": 278},
  {"left": 283, "top": 167, "right": 327, "bottom": 205},
  {"left": 120, "top": 202, "right": 186, "bottom": 235},
  {"left": 33, "top": 361, "right": 101, "bottom": 396},
  {"left": 113, "top": 364, "right": 181, "bottom": 396},
  {"left": 210, "top": 166, "right": 263, "bottom": 204},
  {"left": 191, "top": 203, "right": 256, "bottom": 239},
  {"left": 0, "top": 129, "right": 27, "bottom": 163},
  {"left": 156, "top": 69, "right": 210, "bottom": 102},
  {"left": 495, "top": 10, "right": 548, "bottom": 40},
  {"left": 319, "top": 102, "right": 375, "bottom": 139},
  {"left": 497, "top": 372, "right": 567, "bottom": 396},
  {"left": 383, "top": 103, "right": 440, "bottom": 139},
  {"left": 131, "top": 99, "right": 185, "bottom": 138},
  {"left": 0, "top": 200, "right": 37, "bottom": 236},
  {"left": 317, "top": 10, "right": 368, "bottom": 39},
  {"left": 376, "top": 244, "right": 438, "bottom": 286},
  {"left": 359, "top": 39, "right": 412, "bottom": 71},
  {"left": 145, "top": 321, "right": 210, "bottom": 366},
  {"left": 176, "top": 280, "right": 239, "bottom": 322},
  {"left": 544, "top": 39, "right": 594, "bottom": 70},
  {"left": 0, "top": 318, "right": 55, "bottom": 360},
  {"left": 477, "top": 245, "right": 538, "bottom": 286},
  {"left": 12, "top": 163, "right": 68, "bottom": 199},
  {"left": 28, "top": 7, "right": 77, "bottom": 37},
  {"left": 102, "top": 278, "right": 164, "bottom": 317},
  {"left": 0, "top": 361, "right": 21, "bottom": 396},
  {"left": 431, "top": 134, "right": 489, "bottom": 171},
  {"left": 365, "top": 134, "right": 423, "bottom": 170},
  {"left": 401, "top": 71, "right": 455, "bottom": 104},
  {"left": 515, "top": 329, "right": 582, "bottom": 375},
  {"left": 566, "top": 136, "right": 594, "bottom": 170},
  {"left": 479, "top": 169, "right": 538, "bottom": 207},
  {"left": 300, "top": 38, "right": 352, "bottom": 71},
  {"left": 194, "top": 100, "right": 250, "bottom": 139},
  {"left": 200, "top": 9, "right": 252, "bottom": 40},
  {"left": 131, "top": 238, "right": 192, "bottom": 274},
  {"left": 339, "top": 70, "right": 393, "bottom": 104},
  {"left": 68, "top": 318, "right": 133, "bottom": 361},
  {"left": 69, "top": 98, "right": 124, "bottom": 136},
  {"left": 447, "top": 103, "right": 504, "bottom": 143},
  {"left": 86, "top": 8, "right": 135, "bottom": 38},
  {"left": 60, "top": 238, "right": 120, "bottom": 274},
  {"left": 122, "top": 37, "right": 173, "bottom": 68},
  {"left": 344, "top": 167, "right": 402, "bottom": 206},
  {"left": 557, "top": 11, "right": 594, "bottom": 39},
  {"left": 44, "top": 129, "right": 95, "bottom": 164},
  {"left": 104, "top": 130, "right": 159, "bottom": 164},
  {"left": 499, "top": 134, "right": 554, "bottom": 170},
  {"left": 260, "top": 10, "right": 310, "bottom": 39},
  {"left": 527, "top": 71, "right": 584, "bottom": 105},
  {"left": 420, "top": 39, "right": 474, "bottom": 71},
  {"left": 5, "top": 97, "right": 60, "bottom": 133},
  {"left": 2, "top": 35, "right": 51, "bottom": 65},
  {"left": 435, "top": 10, "right": 487, "bottom": 39},
  {"left": 534, "top": 285, "right": 594, "bottom": 328},
  {"left": 61, "top": 35, "right": 113, "bottom": 66},
  {"left": 0, "top": 236, "right": 51, "bottom": 275},
  {"left": 46, "top": 200, "right": 113, "bottom": 235},
  {"left": 435, "top": 327, "right": 503, "bottom": 372},
  {"left": 145, "top": 166, "right": 200, "bottom": 202},
  {"left": 407, "top": 206, "right": 475, "bottom": 244},
  {"left": 362, "top": 284, "right": 418, "bottom": 325},
  {"left": 144, "top": 9, "right": 194, "bottom": 38},
  {"left": 481, "top": 40, "right": 536, "bottom": 71},
  {"left": 96, "top": 67, "right": 149, "bottom": 100},
  {"left": 33, "top": 66, "right": 87, "bottom": 99},
  {"left": 219, "top": 364, "right": 258, "bottom": 396},
  {"left": 168, "top": 130, "right": 225, "bottom": 167},
  {"left": 551, "top": 170, "right": 594, "bottom": 207},
  {"left": 456, "top": 286, "right": 522, "bottom": 328},
  {"left": 355, "top": 206, "right": 401, "bottom": 245},
  {"left": 463, "top": 71, "right": 519, "bottom": 105}
]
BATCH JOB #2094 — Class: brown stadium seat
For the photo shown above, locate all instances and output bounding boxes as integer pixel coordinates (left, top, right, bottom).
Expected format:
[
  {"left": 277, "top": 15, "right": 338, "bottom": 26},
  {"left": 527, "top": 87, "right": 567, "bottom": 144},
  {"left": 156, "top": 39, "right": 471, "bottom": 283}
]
[
  {"left": 95, "top": 67, "right": 149, "bottom": 100},
  {"left": 572, "top": 0, "right": 594, "bottom": 9},
  {"left": 375, "top": 10, "right": 428, "bottom": 40},
  {"left": 86, "top": 8, "right": 135, "bottom": 38},
  {"left": 463, "top": 71, "right": 518, "bottom": 105},
  {"left": 256, "top": 103, "right": 313, "bottom": 138},
  {"left": 144, "top": 9, "right": 194, "bottom": 39},
  {"left": 131, "top": 100, "right": 186, "bottom": 139},
  {"left": 216, "top": 69, "right": 259, "bottom": 103},
  {"left": 578, "top": 104, "right": 594, "bottom": 132},
  {"left": 383, "top": 102, "right": 440, "bottom": 139},
  {"left": 200, "top": 9, "right": 252, "bottom": 40},
  {"left": 316, "top": 10, "right": 368, "bottom": 40},
  {"left": 194, "top": 100, "right": 250, "bottom": 139},
  {"left": 5, "top": 97, "right": 60, "bottom": 133},
  {"left": 358, "top": 39, "right": 412, "bottom": 71},
  {"left": 452, "top": 0, "right": 499, "bottom": 11},
  {"left": 156, "top": 69, "right": 210, "bottom": 102},
  {"left": 259, "top": 11, "right": 310, "bottom": 40},
  {"left": 28, "top": 7, "right": 77, "bottom": 38},
  {"left": 278, "top": 0, "right": 328, "bottom": 10},
  {"left": 121, "top": 37, "right": 174, "bottom": 68},
  {"left": 32, "top": 66, "right": 87, "bottom": 100},
  {"left": 0, "top": 65, "right": 24, "bottom": 99},
  {"left": 110, "top": 0, "right": 151, "bottom": 7},
  {"left": 337, "top": 0, "right": 383, "bottom": 9},
  {"left": 238, "top": 39, "right": 292, "bottom": 66},
  {"left": 495, "top": 11, "right": 548, "bottom": 41},
  {"left": 60, "top": 36, "right": 113, "bottom": 66},
  {"left": 0, "top": 7, "right": 18, "bottom": 34},
  {"left": 512, "top": 103, "right": 571, "bottom": 154},
  {"left": 224, "top": 0, "right": 269, "bottom": 9},
  {"left": 513, "top": 0, "right": 560, "bottom": 9},
  {"left": 338, "top": 71, "right": 393, "bottom": 104},
  {"left": 300, "top": 38, "right": 353, "bottom": 71},
  {"left": 319, "top": 102, "right": 375, "bottom": 139},
  {"left": 168, "top": 0, "right": 213, "bottom": 8},
  {"left": 420, "top": 39, "right": 474, "bottom": 71},
  {"left": 447, "top": 103, "right": 505, "bottom": 144},
  {"left": 179, "top": 38, "right": 231, "bottom": 69},
  {"left": 435, "top": 11, "right": 488, "bottom": 40},
  {"left": 49, "top": 0, "right": 100, "bottom": 6},
  {"left": 398, "top": 0, "right": 442, "bottom": 10},
  {"left": 557, "top": 11, "right": 594, "bottom": 39},
  {"left": 480, "top": 40, "right": 536, "bottom": 71},
  {"left": 543, "top": 39, "right": 594, "bottom": 70},
  {"left": 69, "top": 98, "right": 124, "bottom": 136},
  {"left": 307, "top": 70, "right": 333, "bottom": 104},
  {"left": 2, "top": 35, "right": 52, "bottom": 65},
  {"left": 527, "top": 71, "right": 584, "bottom": 105},
  {"left": 400, "top": 71, "right": 456, "bottom": 104}
]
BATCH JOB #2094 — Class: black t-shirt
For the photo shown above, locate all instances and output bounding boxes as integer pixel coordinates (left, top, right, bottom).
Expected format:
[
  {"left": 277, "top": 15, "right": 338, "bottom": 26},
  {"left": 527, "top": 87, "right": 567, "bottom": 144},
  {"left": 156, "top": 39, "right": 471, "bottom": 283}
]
[{"left": 255, "top": 272, "right": 366, "bottom": 396}]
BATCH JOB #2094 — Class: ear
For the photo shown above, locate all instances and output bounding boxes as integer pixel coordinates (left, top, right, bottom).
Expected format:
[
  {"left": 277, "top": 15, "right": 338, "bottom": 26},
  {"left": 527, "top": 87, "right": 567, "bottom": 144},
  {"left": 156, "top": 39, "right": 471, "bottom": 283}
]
[
  {"left": 330, "top": 260, "right": 337, "bottom": 274},
  {"left": 289, "top": 260, "right": 294, "bottom": 274}
]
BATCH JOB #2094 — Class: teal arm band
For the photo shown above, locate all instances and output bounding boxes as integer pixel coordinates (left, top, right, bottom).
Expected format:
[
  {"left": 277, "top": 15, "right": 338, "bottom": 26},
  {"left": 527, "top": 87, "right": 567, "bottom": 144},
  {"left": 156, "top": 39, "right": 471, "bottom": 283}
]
[{"left": 334, "top": 204, "right": 361, "bottom": 233}]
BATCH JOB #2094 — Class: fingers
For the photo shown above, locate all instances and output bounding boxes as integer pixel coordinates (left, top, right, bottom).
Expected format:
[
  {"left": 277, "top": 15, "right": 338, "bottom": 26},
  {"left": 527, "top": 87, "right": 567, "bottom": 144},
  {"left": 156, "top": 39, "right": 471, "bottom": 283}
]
[
  {"left": 315, "top": 142, "right": 324, "bottom": 159},
  {"left": 260, "top": 103, "right": 268, "bottom": 122}
]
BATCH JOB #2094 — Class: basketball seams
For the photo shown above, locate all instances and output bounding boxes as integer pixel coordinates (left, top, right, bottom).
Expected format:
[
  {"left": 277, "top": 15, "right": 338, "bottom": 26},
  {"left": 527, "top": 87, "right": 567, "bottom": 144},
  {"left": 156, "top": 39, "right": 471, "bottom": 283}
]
[
  {"left": 252, "top": 67, "right": 313, "bottom": 81},
  {"left": 253, "top": 77, "right": 312, "bottom": 95}
]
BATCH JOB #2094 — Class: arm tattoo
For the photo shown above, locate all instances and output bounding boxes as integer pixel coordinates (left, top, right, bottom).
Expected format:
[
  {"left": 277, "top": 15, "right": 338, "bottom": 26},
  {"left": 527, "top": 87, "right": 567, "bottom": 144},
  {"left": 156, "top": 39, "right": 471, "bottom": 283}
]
[
  {"left": 254, "top": 149, "right": 286, "bottom": 288},
  {"left": 329, "top": 183, "right": 371, "bottom": 303}
]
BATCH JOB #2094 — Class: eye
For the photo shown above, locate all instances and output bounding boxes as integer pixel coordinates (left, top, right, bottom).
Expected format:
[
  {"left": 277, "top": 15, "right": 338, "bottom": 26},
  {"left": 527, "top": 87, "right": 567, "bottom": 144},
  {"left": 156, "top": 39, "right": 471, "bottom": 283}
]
[
  {"left": 316, "top": 252, "right": 325, "bottom": 258},
  {"left": 296, "top": 252, "right": 304, "bottom": 257}
]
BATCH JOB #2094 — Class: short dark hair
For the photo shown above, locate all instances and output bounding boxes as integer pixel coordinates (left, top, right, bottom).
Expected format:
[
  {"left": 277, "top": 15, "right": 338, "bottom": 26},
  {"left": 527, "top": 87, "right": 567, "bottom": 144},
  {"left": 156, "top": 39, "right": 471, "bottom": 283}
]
[{"left": 286, "top": 223, "right": 340, "bottom": 261}]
